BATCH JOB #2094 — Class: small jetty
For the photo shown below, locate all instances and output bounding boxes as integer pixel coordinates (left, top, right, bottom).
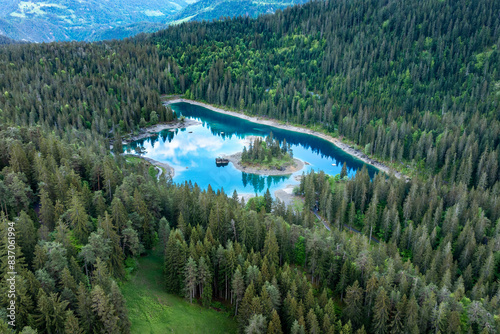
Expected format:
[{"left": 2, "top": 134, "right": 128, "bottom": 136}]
[{"left": 215, "top": 157, "right": 229, "bottom": 167}]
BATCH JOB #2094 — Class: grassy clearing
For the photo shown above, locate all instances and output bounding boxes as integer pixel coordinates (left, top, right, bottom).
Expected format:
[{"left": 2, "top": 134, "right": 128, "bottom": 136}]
[
  {"left": 292, "top": 197, "right": 304, "bottom": 212},
  {"left": 121, "top": 250, "right": 237, "bottom": 334},
  {"left": 125, "top": 155, "right": 144, "bottom": 164},
  {"left": 240, "top": 155, "right": 294, "bottom": 170}
]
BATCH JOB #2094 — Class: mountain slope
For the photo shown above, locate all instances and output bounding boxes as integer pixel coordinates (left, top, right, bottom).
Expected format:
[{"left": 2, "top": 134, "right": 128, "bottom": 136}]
[
  {"left": 0, "top": 0, "right": 194, "bottom": 42},
  {"left": 171, "top": 0, "right": 308, "bottom": 23},
  {"left": 0, "top": 33, "right": 19, "bottom": 44},
  {"left": 0, "top": 0, "right": 499, "bottom": 332},
  {"left": 0, "top": 0, "right": 310, "bottom": 42}
]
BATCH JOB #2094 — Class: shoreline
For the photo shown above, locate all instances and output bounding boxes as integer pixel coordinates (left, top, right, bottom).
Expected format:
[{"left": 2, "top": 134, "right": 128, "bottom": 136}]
[
  {"left": 222, "top": 152, "right": 305, "bottom": 176},
  {"left": 122, "top": 118, "right": 201, "bottom": 144},
  {"left": 164, "top": 98, "right": 405, "bottom": 180},
  {"left": 125, "top": 154, "right": 175, "bottom": 178},
  {"left": 274, "top": 184, "right": 299, "bottom": 207}
]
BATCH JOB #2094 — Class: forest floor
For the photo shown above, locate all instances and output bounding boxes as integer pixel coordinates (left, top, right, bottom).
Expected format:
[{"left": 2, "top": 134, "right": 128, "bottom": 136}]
[
  {"left": 164, "top": 98, "right": 407, "bottom": 180},
  {"left": 222, "top": 151, "right": 305, "bottom": 176},
  {"left": 121, "top": 250, "right": 237, "bottom": 334}
]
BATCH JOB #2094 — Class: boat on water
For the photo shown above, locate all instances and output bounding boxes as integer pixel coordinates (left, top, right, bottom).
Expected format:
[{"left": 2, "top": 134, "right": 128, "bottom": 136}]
[{"left": 215, "top": 157, "right": 229, "bottom": 167}]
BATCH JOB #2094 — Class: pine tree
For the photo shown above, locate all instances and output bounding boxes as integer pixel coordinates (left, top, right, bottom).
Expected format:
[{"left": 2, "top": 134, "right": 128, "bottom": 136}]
[
  {"left": 109, "top": 280, "right": 131, "bottom": 333},
  {"left": 64, "top": 310, "right": 84, "bottom": 334},
  {"left": 15, "top": 211, "right": 37, "bottom": 266},
  {"left": 405, "top": 295, "right": 419, "bottom": 333},
  {"left": 245, "top": 314, "right": 267, "bottom": 334},
  {"left": 340, "top": 162, "right": 348, "bottom": 179},
  {"left": 91, "top": 258, "right": 112, "bottom": 293},
  {"left": 158, "top": 217, "right": 170, "bottom": 251},
  {"left": 165, "top": 229, "right": 187, "bottom": 294},
  {"left": 20, "top": 326, "right": 38, "bottom": 333},
  {"left": 239, "top": 282, "right": 256, "bottom": 330},
  {"left": 232, "top": 267, "right": 245, "bottom": 316},
  {"left": 196, "top": 255, "right": 210, "bottom": 294},
  {"left": 372, "top": 288, "right": 390, "bottom": 334},
  {"left": 68, "top": 192, "right": 90, "bottom": 243},
  {"left": 263, "top": 229, "right": 279, "bottom": 269},
  {"left": 343, "top": 281, "right": 363, "bottom": 327},
  {"left": 264, "top": 188, "right": 273, "bottom": 213},
  {"left": 91, "top": 285, "right": 119, "bottom": 334},
  {"left": 202, "top": 284, "right": 212, "bottom": 307},
  {"left": 39, "top": 189, "right": 54, "bottom": 230},
  {"left": 184, "top": 257, "right": 198, "bottom": 303},
  {"left": 110, "top": 197, "right": 127, "bottom": 232},
  {"left": 306, "top": 308, "right": 320, "bottom": 334},
  {"left": 77, "top": 283, "right": 95, "bottom": 333},
  {"left": 35, "top": 289, "right": 69, "bottom": 334},
  {"left": 290, "top": 320, "right": 305, "bottom": 334},
  {"left": 267, "top": 309, "right": 283, "bottom": 334}
]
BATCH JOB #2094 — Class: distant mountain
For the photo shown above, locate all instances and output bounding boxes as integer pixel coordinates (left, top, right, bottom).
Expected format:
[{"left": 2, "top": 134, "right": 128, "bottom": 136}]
[
  {"left": 0, "top": 0, "right": 309, "bottom": 42},
  {"left": 0, "top": 0, "right": 195, "bottom": 42},
  {"left": 0, "top": 34, "right": 19, "bottom": 44},
  {"left": 170, "top": 0, "right": 309, "bottom": 24}
]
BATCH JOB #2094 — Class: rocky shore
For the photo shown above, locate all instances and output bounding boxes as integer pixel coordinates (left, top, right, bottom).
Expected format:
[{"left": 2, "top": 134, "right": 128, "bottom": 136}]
[
  {"left": 125, "top": 154, "right": 175, "bottom": 178},
  {"left": 121, "top": 118, "right": 201, "bottom": 144}
]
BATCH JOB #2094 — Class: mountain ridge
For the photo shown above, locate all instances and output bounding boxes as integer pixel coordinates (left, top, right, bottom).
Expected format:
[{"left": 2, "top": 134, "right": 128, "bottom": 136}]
[{"left": 0, "top": 0, "right": 309, "bottom": 42}]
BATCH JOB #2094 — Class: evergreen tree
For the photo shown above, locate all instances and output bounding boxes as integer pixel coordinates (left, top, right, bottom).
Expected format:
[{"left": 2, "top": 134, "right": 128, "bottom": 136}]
[
  {"left": 267, "top": 309, "right": 283, "bottom": 334},
  {"left": 91, "top": 285, "right": 119, "bottom": 334},
  {"left": 232, "top": 267, "right": 245, "bottom": 316},
  {"left": 340, "top": 162, "right": 348, "bottom": 179},
  {"left": 184, "top": 257, "right": 198, "bottom": 303},
  {"left": 372, "top": 288, "right": 390, "bottom": 334}
]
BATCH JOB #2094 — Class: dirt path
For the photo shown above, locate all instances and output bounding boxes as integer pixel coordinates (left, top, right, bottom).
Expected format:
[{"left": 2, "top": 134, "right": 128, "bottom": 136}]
[{"left": 165, "top": 99, "right": 407, "bottom": 180}]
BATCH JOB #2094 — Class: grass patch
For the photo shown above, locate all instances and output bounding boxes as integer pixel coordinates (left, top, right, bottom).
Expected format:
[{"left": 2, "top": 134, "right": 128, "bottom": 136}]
[
  {"left": 292, "top": 198, "right": 304, "bottom": 212},
  {"left": 125, "top": 155, "right": 144, "bottom": 164},
  {"left": 241, "top": 155, "right": 294, "bottom": 170},
  {"left": 121, "top": 250, "right": 237, "bottom": 334}
]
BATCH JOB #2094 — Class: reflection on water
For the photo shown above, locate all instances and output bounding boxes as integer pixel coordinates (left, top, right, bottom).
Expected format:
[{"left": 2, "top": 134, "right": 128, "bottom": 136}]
[
  {"left": 124, "top": 102, "right": 378, "bottom": 196},
  {"left": 241, "top": 173, "right": 290, "bottom": 194}
]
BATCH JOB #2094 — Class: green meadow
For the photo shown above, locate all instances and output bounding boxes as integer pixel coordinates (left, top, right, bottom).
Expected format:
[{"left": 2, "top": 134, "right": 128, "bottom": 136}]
[{"left": 121, "top": 251, "right": 237, "bottom": 334}]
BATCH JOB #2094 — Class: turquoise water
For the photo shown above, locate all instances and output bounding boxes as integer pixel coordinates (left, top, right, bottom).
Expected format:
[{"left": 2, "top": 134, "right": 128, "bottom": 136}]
[{"left": 125, "top": 102, "right": 378, "bottom": 196}]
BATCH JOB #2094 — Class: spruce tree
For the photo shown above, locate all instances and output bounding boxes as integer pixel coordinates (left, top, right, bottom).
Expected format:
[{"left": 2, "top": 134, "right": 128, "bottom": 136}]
[
  {"left": 267, "top": 309, "right": 283, "bottom": 334},
  {"left": 184, "top": 257, "right": 198, "bottom": 303},
  {"left": 372, "top": 288, "right": 390, "bottom": 334}
]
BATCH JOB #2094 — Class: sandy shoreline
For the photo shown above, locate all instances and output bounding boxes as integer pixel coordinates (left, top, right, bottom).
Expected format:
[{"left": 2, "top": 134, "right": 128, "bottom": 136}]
[
  {"left": 274, "top": 184, "right": 299, "bottom": 207},
  {"left": 165, "top": 98, "right": 405, "bottom": 180},
  {"left": 222, "top": 152, "right": 304, "bottom": 176}
]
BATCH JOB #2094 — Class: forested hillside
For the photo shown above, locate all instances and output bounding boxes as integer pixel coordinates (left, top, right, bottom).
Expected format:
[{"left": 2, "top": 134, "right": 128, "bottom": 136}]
[
  {"left": 171, "top": 0, "right": 308, "bottom": 23},
  {"left": 0, "top": 0, "right": 499, "bottom": 333},
  {"left": 0, "top": 0, "right": 187, "bottom": 42}
]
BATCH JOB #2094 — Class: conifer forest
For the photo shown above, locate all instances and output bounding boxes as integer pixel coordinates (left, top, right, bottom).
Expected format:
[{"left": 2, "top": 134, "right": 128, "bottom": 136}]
[{"left": 0, "top": 0, "right": 499, "bottom": 333}]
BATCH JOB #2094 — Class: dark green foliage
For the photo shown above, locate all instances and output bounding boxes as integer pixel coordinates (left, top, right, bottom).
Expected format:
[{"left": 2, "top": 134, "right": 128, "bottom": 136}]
[
  {"left": 241, "top": 134, "right": 293, "bottom": 170},
  {"left": 0, "top": 0, "right": 498, "bottom": 332}
]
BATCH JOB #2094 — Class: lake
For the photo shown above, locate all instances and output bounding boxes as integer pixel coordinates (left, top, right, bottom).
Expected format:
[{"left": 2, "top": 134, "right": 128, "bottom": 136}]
[{"left": 125, "top": 102, "right": 377, "bottom": 196}]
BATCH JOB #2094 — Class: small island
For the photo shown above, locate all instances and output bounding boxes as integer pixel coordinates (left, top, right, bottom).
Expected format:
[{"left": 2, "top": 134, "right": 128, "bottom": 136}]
[{"left": 224, "top": 133, "right": 304, "bottom": 175}]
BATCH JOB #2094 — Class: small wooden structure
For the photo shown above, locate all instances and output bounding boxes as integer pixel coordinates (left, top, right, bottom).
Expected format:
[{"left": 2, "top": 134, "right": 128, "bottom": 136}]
[{"left": 215, "top": 157, "right": 229, "bottom": 167}]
